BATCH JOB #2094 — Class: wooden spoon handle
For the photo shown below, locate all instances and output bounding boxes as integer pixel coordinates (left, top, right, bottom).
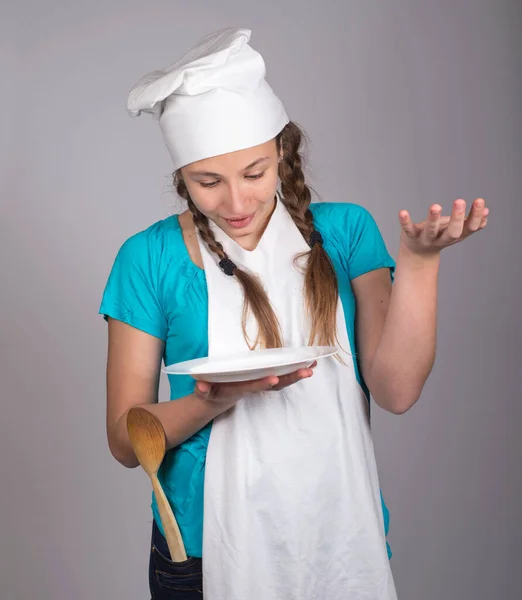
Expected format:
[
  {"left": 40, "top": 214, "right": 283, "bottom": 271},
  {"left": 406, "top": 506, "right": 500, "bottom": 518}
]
[{"left": 151, "top": 474, "right": 188, "bottom": 562}]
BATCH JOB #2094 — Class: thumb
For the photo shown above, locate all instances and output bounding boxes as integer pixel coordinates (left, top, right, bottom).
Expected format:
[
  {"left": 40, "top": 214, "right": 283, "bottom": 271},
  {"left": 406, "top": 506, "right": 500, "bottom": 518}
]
[{"left": 195, "top": 381, "right": 211, "bottom": 395}]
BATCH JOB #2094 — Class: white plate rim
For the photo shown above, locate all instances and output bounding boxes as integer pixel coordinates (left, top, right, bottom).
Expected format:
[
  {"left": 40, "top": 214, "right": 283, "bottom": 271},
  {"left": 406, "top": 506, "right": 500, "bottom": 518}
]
[{"left": 162, "top": 345, "right": 338, "bottom": 377}]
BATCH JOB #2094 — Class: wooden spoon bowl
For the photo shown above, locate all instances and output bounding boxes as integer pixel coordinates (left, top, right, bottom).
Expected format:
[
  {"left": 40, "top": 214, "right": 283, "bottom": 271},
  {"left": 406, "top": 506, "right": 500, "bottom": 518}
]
[{"left": 127, "top": 407, "right": 187, "bottom": 562}]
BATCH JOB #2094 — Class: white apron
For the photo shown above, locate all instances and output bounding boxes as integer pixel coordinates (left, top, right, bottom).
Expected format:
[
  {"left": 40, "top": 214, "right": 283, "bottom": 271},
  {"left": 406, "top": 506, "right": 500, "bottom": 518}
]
[{"left": 197, "top": 197, "right": 397, "bottom": 600}]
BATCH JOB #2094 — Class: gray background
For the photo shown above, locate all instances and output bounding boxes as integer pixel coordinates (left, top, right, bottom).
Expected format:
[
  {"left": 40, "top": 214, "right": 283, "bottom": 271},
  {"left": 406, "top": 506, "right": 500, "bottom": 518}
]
[{"left": 1, "top": 1, "right": 521, "bottom": 598}]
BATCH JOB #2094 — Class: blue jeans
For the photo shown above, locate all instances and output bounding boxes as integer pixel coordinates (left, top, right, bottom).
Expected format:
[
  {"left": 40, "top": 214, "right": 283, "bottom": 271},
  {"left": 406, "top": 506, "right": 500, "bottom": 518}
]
[{"left": 149, "top": 520, "right": 203, "bottom": 599}]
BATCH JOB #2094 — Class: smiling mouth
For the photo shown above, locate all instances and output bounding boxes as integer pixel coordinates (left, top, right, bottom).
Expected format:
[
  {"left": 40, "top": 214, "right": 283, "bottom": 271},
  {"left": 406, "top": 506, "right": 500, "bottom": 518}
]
[{"left": 224, "top": 214, "right": 255, "bottom": 229}]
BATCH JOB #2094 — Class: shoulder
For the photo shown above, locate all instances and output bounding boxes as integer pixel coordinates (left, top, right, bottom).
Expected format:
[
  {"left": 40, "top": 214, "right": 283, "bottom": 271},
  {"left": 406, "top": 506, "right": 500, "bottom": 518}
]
[
  {"left": 105, "top": 215, "right": 195, "bottom": 294},
  {"left": 116, "top": 215, "right": 181, "bottom": 257},
  {"left": 112, "top": 215, "right": 185, "bottom": 272},
  {"left": 310, "top": 201, "right": 380, "bottom": 248},
  {"left": 100, "top": 217, "right": 184, "bottom": 339},
  {"left": 310, "top": 201, "right": 375, "bottom": 232},
  {"left": 309, "top": 201, "right": 395, "bottom": 280}
]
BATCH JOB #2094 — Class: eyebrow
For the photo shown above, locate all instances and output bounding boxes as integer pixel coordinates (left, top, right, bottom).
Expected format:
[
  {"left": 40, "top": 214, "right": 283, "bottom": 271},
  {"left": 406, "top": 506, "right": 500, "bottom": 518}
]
[{"left": 189, "top": 156, "right": 271, "bottom": 178}]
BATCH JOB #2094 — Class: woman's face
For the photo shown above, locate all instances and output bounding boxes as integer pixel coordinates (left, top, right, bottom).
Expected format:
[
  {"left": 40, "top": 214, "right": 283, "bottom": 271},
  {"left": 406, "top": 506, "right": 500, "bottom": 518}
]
[{"left": 181, "top": 139, "right": 280, "bottom": 249}]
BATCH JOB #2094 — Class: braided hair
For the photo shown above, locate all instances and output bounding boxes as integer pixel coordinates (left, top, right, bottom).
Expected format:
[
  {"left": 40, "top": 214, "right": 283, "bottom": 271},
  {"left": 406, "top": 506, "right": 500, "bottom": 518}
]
[{"left": 175, "top": 121, "right": 339, "bottom": 349}]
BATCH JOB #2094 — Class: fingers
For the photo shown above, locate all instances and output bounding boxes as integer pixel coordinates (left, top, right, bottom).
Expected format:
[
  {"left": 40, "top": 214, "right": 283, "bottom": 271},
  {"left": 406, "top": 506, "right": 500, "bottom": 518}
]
[
  {"left": 271, "top": 367, "right": 314, "bottom": 391},
  {"left": 249, "top": 376, "right": 281, "bottom": 393},
  {"left": 464, "top": 198, "right": 488, "bottom": 234},
  {"left": 272, "top": 361, "right": 317, "bottom": 390},
  {"left": 196, "top": 363, "right": 318, "bottom": 401},
  {"left": 423, "top": 204, "right": 442, "bottom": 241},
  {"left": 440, "top": 199, "right": 466, "bottom": 244},
  {"left": 399, "top": 198, "right": 489, "bottom": 254},
  {"left": 399, "top": 210, "right": 417, "bottom": 237},
  {"left": 195, "top": 380, "right": 211, "bottom": 395},
  {"left": 196, "top": 375, "right": 280, "bottom": 399}
]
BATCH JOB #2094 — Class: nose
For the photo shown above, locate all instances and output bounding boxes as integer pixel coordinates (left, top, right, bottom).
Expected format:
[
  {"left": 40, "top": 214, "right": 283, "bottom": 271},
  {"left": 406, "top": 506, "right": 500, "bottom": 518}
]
[{"left": 226, "top": 182, "right": 250, "bottom": 215}]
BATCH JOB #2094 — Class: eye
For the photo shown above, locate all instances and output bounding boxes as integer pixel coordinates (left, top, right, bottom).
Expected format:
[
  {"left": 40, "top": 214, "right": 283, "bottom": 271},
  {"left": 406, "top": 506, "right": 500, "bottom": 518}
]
[
  {"left": 199, "top": 181, "right": 219, "bottom": 188},
  {"left": 245, "top": 172, "right": 266, "bottom": 181}
]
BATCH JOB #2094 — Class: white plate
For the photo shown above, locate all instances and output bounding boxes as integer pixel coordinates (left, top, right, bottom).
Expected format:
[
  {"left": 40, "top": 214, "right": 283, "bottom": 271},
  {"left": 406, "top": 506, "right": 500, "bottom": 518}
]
[{"left": 162, "top": 346, "right": 338, "bottom": 383}]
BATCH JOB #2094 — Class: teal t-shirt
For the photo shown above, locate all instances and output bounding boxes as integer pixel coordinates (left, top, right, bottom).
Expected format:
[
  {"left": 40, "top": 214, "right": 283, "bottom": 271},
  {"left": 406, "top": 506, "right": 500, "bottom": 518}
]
[{"left": 99, "top": 201, "right": 396, "bottom": 559}]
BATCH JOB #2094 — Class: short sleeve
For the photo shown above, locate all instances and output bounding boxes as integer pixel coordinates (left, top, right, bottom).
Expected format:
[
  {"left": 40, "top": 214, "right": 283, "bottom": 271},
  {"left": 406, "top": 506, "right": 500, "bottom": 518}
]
[
  {"left": 344, "top": 205, "right": 396, "bottom": 281},
  {"left": 99, "top": 230, "right": 168, "bottom": 340}
]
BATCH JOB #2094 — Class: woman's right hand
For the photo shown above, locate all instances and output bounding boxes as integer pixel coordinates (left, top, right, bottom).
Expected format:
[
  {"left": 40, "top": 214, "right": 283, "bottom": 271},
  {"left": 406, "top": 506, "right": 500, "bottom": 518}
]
[{"left": 194, "top": 362, "right": 317, "bottom": 409}]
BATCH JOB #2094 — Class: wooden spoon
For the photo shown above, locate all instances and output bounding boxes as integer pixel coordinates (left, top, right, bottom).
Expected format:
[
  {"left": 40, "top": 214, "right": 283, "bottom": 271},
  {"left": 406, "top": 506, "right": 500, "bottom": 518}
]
[{"left": 127, "top": 407, "right": 187, "bottom": 562}]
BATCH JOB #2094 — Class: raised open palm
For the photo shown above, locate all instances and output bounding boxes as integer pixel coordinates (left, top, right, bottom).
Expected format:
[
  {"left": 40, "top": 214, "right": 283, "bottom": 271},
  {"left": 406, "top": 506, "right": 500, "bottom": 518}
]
[{"left": 399, "top": 198, "right": 489, "bottom": 255}]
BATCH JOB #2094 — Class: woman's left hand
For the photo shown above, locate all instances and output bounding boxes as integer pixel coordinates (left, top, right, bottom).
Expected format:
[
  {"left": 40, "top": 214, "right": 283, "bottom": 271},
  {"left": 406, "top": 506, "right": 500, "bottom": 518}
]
[{"left": 398, "top": 198, "right": 489, "bottom": 256}]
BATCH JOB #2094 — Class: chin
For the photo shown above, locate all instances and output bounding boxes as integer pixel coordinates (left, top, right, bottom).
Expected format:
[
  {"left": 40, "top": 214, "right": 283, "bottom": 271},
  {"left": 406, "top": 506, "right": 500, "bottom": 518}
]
[{"left": 225, "top": 223, "right": 256, "bottom": 237}]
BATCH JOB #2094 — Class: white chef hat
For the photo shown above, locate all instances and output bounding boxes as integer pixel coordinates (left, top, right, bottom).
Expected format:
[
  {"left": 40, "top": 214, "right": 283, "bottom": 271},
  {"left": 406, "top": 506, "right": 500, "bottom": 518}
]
[{"left": 127, "top": 27, "right": 289, "bottom": 171}]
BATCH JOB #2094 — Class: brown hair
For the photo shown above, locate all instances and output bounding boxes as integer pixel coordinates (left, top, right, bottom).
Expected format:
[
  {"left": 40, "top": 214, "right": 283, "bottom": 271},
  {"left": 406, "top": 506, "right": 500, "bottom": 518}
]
[{"left": 175, "top": 121, "right": 339, "bottom": 349}]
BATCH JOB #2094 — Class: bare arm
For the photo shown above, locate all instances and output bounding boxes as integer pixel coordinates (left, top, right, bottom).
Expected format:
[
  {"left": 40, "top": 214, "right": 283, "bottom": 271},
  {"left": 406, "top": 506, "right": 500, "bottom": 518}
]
[
  {"left": 105, "top": 318, "right": 232, "bottom": 468},
  {"left": 352, "top": 198, "right": 490, "bottom": 415},
  {"left": 352, "top": 246, "right": 439, "bottom": 414},
  {"left": 105, "top": 318, "right": 315, "bottom": 468}
]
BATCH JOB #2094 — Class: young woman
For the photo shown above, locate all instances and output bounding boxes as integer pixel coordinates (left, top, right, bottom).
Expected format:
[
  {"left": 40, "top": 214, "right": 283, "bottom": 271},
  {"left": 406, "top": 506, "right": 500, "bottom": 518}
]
[{"left": 100, "top": 28, "right": 489, "bottom": 600}]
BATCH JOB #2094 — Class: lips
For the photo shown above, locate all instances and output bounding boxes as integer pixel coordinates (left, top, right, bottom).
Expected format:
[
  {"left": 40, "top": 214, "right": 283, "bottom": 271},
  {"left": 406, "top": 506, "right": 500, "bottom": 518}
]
[{"left": 224, "top": 214, "right": 255, "bottom": 229}]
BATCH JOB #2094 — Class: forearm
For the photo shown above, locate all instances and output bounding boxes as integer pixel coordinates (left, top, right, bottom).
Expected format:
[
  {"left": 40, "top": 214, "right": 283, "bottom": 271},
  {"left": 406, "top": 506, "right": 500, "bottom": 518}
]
[
  {"left": 369, "top": 245, "right": 440, "bottom": 413},
  {"left": 110, "top": 392, "right": 232, "bottom": 468}
]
